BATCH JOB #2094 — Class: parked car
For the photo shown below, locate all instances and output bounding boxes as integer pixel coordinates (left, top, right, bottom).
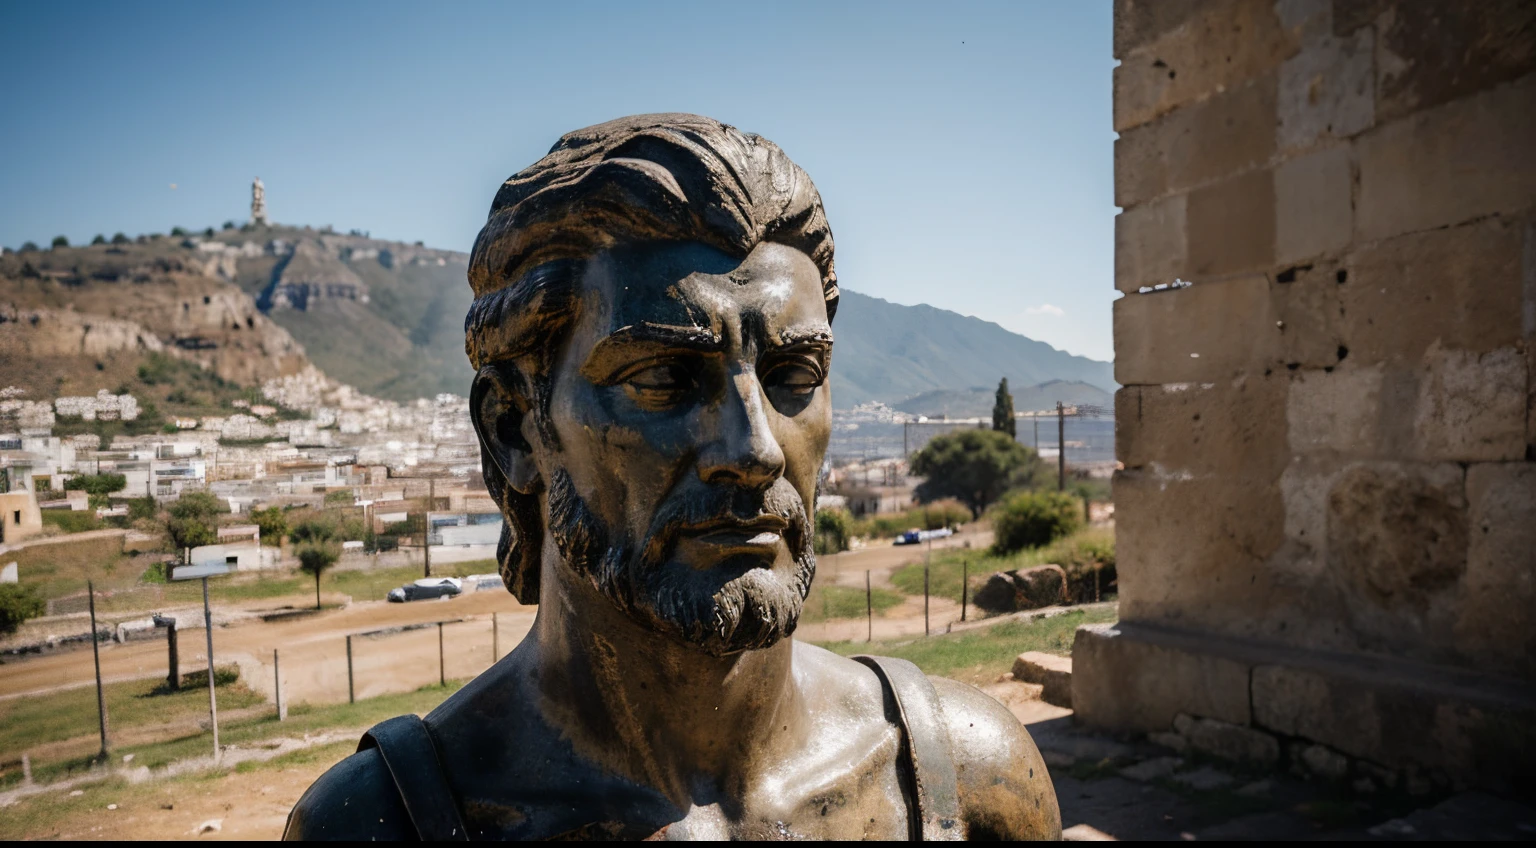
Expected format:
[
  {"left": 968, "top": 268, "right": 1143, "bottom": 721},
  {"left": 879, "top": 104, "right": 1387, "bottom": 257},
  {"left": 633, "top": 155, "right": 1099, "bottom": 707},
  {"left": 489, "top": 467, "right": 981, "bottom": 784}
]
[
  {"left": 387, "top": 577, "right": 463, "bottom": 603},
  {"left": 893, "top": 527, "right": 956, "bottom": 546}
]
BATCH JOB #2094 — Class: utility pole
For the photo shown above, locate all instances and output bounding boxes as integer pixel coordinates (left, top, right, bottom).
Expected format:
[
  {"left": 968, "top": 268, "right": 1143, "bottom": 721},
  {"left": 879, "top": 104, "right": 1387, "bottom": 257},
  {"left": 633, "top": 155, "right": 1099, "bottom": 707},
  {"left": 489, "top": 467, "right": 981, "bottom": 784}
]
[
  {"left": 202, "top": 576, "right": 219, "bottom": 763},
  {"left": 87, "top": 581, "right": 109, "bottom": 761},
  {"left": 1056, "top": 401, "right": 1066, "bottom": 492}
]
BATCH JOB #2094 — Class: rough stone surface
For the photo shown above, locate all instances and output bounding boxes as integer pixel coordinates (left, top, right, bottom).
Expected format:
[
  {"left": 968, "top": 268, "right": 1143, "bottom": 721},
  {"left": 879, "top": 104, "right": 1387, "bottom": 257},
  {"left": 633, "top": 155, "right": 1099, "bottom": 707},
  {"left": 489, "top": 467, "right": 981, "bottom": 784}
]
[
  {"left": 1071, "top": 624, "right": 1253, "bottom": 732},
  {"left": 1275, "top": 145, "right": 1352, "bottom": 264},
  {"left": 1119, "top": 756, "right": 1183, "bottom": 782},
  {"left": 1013, "top": 651, "right": 1074, "bottom": 708},
  {"left": 1113, "top": 277, "right": 1270, "bottom": 385},
  {"left": 1286, "top": 365, "right": 1383, "bottom": 456},
  {"left": 1412, "top": 346, "right": 1527, "bottom": 462},
  {"left": 1113, "top": 0, "right": 1296, "bottom": 132},
  {"left": 1456, "top": 463, "right": 1536, "bottom": 679},
  {"left": 1114, "top": 75, "right": 1279, "bottom": 209},
  {"left": 1356, "top": 74, "right": 1536, "bottom": 243},
  {"left": 1186, "top": 169, "right": 1276, "bottom": 278},
  {"left": 1277, "top": 26, "right": 1374, "bottom": 152},
  {"left": 1114, "top": 468, "right": 1289, "bottom": 637},
  {"left": 972, "top": 565, "right": 1069, "bottom": 615},
  {"left": 1295, "top": 742, "right": 1349, "bottom": 779},
  {"left": 1183, "top": 715, "right": 1282, "bottom": 766},
  {"left": 1374, "top": 1, "right": 1536, "bottom": 123},
  {"left": 1114, "top": 194, "right": 1187, "bottom": 292},
  {"left": 1342, "top": 216, "right": 1525, "bottom": 364},
  {"left": 1170, "top": 765, "right": 1235, "bottom": 791},
  {"left": 1116, "top": 378, "right": 1288, "bottom": 477}
]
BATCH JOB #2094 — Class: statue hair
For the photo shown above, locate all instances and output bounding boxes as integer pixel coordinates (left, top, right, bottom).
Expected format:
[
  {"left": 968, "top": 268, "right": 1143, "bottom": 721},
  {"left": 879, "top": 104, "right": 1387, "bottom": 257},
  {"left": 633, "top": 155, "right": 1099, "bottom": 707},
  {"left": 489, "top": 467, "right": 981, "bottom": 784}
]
[{"left": 463, "top": 113, "right": 838, "bottom": 604}]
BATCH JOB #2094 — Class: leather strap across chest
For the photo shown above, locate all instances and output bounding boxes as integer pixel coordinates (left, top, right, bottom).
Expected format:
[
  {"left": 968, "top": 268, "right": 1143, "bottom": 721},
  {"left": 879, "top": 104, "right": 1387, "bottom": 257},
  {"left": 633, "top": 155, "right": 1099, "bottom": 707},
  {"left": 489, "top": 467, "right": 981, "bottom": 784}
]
[
  {"left": 852, "top": 655, "right": 965, "bottom": 841},
  {"left": 357, "top": 715, "right": 469, "bottom": 841}
]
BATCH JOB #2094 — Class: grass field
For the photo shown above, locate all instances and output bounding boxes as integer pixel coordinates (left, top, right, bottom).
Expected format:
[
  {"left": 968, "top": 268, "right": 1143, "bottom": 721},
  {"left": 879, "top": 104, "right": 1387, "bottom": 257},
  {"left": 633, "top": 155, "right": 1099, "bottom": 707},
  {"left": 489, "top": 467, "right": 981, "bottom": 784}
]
[
  {"left": 801, "top": 582, "right": 904, "bottom": 623},
  {"left": 814, "top": 606, "right": 1116, "bottom": 686}
]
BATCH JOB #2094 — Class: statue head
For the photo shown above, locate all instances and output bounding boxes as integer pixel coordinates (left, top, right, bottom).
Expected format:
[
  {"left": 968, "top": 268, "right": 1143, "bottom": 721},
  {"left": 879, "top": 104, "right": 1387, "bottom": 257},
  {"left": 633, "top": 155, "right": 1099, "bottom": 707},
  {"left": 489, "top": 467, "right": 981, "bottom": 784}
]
[{"left": 466, "top": 114, "right": 837, "bottom": 656}]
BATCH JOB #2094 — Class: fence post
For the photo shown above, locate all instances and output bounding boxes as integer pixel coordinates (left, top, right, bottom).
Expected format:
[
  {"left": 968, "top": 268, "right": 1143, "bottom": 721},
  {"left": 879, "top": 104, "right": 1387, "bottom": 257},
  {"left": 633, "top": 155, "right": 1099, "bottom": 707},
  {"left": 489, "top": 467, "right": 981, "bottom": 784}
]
[
  {"left": 346, "top": 635, "right": 355, "bottom": 704},
  {"left": 438, "top": 622, "right": 446, "bottom": 687},
  {"left": 923, "top": 562, "right": 930, "bottom": 637},
  {"left": 961, "top": 558, "right": 969, "bottom": 622},
  {"left": 166, "top": 619, "right": 179, "bottom": 691},
  {"left": 87, "top": 580, "right": 109, "bottom": 761},
  {"left": 274, "top": 648, "right": 285, "bottom": 721}
]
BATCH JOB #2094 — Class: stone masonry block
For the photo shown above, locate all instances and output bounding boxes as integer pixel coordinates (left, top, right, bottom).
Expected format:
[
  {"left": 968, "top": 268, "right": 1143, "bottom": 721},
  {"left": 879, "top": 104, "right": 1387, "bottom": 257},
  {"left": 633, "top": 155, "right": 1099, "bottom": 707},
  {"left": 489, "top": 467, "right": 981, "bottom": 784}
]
[
  {"left": 1183, "top": 715, "right": 1282, "bottom": 766},
  {"left": 1115, "top": 76, "right": 1277, "bottom": 209},
  {"left": 1114, "top": 278, "right": 1268, "bottom": 385},
  {"left": 1326, "top": 461, "right": 1469, "bottom": 654},
  {"left": 1071, "top": 623, "right": 1253, "bottom": 733},
  {"left": 1356, "top": 74, "right": 1536, "bottom": 243},
  {"left": 1343, "top": 216, "right": 1524, "bottom": 364},
  {"left": 1275, "top": 145, "right": 1352, "bottom": 265},
  {"left": 1455, "top": 463, "right": 1536, "bottom": 680},
  {"left": 1287, "top": 364, "right": 1383, "bottom": 456},
  {"left": 1277, "top": 25, "right": 1374, "bottom": 152},
  {"left": 1012, "top": 651, "right": 1073, "bottom": 708},
  {"left": 1115, "top": 194, "right": 1187, "bottom": 293},
  {"left": 1413, "top": 346, "right": 1527, "bottom": 462},
  {"left": 1113, "top": 0, "right": 1205, "bottom": 59},
  {"left": 1114, "top": 268, "right": 1344, "bottom": 385},
  {"left": 1252, "top": 659, "right": 1536, "bottom": 790},
  {"left": 1187, "top": 169, "right": 1276, "bottom": 278},
  {"left": 1115, "top": 469, "right": 1286, "bottom": 637},
  {"left": 1275, "top": 456, "right": 1340, "bottom": 586},
  {"left": 1113, "top": 0, "right": 1297, "bottom": 132},
  {"left": 1375, "top": 0, "right": 1536, "bottom": 124},
  {"left": 1116, "top": 376, "right": 1288, "bottom": 478}
]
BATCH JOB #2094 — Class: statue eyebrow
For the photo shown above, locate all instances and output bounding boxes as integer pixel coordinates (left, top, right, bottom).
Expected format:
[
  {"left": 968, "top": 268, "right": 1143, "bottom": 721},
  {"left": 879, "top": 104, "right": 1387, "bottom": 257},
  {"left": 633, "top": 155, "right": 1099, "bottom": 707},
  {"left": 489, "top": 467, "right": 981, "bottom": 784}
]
[
  {"left": 581, "top": 322, "right": 724, "bottom": 383},
  {"left": 611, "top": 322, "right": 724, "bottom": 349},
  {"left": 775, "top": 326, "right": 834, "bottom": 347}
]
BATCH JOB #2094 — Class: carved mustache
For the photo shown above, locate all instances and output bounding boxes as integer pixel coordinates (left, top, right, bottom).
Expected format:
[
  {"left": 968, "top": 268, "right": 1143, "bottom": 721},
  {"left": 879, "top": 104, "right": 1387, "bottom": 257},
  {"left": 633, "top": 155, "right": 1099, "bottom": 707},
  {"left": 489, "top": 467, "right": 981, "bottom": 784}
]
[{"left": 640, "top": 481, "right": 810, "bottom": 567}]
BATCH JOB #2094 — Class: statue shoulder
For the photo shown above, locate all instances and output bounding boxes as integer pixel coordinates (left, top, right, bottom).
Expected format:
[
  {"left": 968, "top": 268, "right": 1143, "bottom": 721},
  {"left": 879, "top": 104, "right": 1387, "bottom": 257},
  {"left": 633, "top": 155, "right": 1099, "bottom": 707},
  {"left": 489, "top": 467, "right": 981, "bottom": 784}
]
[
  {"left": 930, "top": 676, "right": 1062, "bottom": 841},
  {"left": 283, "top": 745, "right": 415, "bottom": 841}
]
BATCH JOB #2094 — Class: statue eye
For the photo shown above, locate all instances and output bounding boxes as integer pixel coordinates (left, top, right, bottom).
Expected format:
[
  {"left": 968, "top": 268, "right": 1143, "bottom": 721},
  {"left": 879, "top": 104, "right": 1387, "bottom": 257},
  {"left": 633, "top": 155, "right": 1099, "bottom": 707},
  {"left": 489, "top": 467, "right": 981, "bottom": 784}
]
[
  {"left": 763, "top": 359, "right": 824, "bottom": 396},
  {"left": 621, "top": 362, "right": 696, "bottom": 406}
]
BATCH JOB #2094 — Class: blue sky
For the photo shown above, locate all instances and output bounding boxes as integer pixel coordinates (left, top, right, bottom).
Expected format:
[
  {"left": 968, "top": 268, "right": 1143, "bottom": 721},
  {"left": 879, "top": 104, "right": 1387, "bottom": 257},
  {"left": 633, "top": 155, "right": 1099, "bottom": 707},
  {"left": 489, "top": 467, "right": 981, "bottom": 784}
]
[{"left": 0, "top": 0, "right": 1117, "bottom": 361}]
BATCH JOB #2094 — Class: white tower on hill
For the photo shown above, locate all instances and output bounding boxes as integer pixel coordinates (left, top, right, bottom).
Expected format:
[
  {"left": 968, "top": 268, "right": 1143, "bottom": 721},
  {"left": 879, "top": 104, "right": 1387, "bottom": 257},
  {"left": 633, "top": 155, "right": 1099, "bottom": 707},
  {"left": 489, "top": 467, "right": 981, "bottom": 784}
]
[{"left": 251, "top": 177, "right": 268, "bottom": 226}]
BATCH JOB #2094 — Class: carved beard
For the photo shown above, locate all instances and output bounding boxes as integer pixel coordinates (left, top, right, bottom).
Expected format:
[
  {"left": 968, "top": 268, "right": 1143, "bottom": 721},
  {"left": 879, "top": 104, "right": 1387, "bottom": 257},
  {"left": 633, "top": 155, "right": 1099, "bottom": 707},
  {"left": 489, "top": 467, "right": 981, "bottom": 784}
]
[{"left": 546, "top": 469, "right": 816, "bottom": 657}]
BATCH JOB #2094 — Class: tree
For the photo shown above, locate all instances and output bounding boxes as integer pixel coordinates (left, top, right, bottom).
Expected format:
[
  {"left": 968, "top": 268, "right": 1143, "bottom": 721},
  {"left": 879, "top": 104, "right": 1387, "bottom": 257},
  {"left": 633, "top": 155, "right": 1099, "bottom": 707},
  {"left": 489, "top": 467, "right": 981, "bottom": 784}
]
[
  {"left": 814, "top": 508, "right": 855, "bottom": 555},
  {"left": 51, "top": 235, "right": 69, "bottom": 248},
  {"left": 296, "top": 543, "right": 340, "bottom": 610},
  {"left": 992, "top": 378, "right": 1016, "bottom": 438},
  {"left": 291, "top": 517, "right": 341, "bottom": 609},
  {"left": 170, "top": 226, "right": 187, "bottom": 237},
  {"left": 110, "top": 232, "right": 129, "bottom": 244},
  {"left": 203, "top": 227, "right": 214, "bottom": 238},
  {"left": 166, "top": 491, "right": 226, "bottom": 551},
  {"left": 250, "top": 506, "right": 288, "bottom": 547},
  {"left": 909, "top": 429, "right": 1037, "bottom": 519},
  {"left": 990, "top": 490, "right": 1083, "bottom": 555},
  {"left": 19, "top": 241, "right": 38, "bottom": 252},
  {"left": 66, "top": 472, "right": 126, "bottom": 509},
  {"left": 0, "top": 584, "right": 46, "bottom": 636},
  {"left": 90, "top": 234, "right": 106, "bottom": 245},
  {"left": 222, "top": 220, "right": 235, "bottom": 230},
  {"left": 126, "top": 496, "right": 158, "bottom": 523}
]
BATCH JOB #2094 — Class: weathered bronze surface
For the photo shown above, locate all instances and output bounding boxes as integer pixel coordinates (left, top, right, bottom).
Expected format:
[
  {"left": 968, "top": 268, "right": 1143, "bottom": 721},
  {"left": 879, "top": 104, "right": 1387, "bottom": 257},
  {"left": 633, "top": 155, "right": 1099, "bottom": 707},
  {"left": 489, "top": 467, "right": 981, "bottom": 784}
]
[{"left": 284, "top": 114, "right": 1060, "bottom": 841}]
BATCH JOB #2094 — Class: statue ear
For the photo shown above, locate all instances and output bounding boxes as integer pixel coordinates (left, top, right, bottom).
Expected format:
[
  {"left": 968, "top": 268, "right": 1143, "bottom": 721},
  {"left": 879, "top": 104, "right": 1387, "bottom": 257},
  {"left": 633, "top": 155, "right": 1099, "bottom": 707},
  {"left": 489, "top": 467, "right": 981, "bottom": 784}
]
[{"left": 471, "top": 367, "right": 542, "bottom": 495}]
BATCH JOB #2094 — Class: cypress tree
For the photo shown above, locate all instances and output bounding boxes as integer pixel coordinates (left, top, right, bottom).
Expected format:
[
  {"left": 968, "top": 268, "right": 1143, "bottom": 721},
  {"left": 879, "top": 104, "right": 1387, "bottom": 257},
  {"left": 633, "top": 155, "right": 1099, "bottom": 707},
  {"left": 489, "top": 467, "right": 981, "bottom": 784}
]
[{"left": 992, "top": 378, "right": 1016, "bottom": 438}]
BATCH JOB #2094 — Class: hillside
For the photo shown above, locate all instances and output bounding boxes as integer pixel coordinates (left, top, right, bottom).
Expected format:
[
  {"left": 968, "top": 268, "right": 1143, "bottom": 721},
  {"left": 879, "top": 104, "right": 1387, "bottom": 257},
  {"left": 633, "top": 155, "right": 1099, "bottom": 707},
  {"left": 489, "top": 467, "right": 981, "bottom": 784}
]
[
  {"left": 829, "top": 291, "right": 1115, "bottom": 408},
  {"left": 894, "top": 380, "right": 1113, "bottom": 418},
  {"left": 3, "top": 226, "right": 1115, "bottom": 412}
]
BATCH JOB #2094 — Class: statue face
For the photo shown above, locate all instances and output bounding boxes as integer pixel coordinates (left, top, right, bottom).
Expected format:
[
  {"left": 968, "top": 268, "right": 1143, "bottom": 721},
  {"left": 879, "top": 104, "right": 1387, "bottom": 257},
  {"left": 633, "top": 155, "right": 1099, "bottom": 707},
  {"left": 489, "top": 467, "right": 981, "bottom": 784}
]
[{"left": 539, "top": 240, "right": 832, "bottom": 654}]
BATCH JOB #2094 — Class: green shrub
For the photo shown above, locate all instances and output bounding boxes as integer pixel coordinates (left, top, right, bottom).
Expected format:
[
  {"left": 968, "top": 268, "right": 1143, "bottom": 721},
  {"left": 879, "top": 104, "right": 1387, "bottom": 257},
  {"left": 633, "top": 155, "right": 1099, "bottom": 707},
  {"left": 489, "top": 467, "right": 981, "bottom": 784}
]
[
  {"left": 990, "top": 490, "right": 1083, "bottom": 555},
  {"left": 50, "top": 235, "right": 68, "bottom": 248},
  {"left": 814, "top": 508, "right": 854, "bottom": 555},
  {"left": 0, "top": 584, "right": 46, "bottom": 635},
  {"left": 323, "top": 490, "right": 355, "bottom": 506},
  {"left": 41, "top": 510, "right": 100, "bottom": 533},
  {"left": 180, "top": 664, "right": 240, "bottom": 688},
  {"left": 140, "top": 560, "right": 170, "bottom": 584}
]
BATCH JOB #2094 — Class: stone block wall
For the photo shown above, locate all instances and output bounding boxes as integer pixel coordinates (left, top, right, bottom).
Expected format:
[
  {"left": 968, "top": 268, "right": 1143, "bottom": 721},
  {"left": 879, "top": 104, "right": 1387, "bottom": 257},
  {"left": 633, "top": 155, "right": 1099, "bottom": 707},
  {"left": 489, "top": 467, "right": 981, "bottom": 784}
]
[{"left": 1080, "top": 0, "right": 1536, "bottom": 792}]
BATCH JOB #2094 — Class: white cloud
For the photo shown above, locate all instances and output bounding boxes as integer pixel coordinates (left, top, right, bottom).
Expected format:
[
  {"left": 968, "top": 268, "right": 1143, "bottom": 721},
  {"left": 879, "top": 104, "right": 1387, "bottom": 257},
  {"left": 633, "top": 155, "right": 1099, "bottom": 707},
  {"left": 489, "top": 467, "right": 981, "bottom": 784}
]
[{"left": 1024, "top": 303, "right": 1065, "bottom": 317}]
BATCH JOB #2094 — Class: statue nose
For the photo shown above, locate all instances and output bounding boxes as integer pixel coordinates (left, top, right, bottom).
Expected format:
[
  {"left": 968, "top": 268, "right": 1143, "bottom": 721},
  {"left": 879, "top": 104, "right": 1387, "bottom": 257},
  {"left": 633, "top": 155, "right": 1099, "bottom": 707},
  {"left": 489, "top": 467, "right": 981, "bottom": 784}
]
[{"left": 698, "top": 368, "right": 786, "bottom": 488}]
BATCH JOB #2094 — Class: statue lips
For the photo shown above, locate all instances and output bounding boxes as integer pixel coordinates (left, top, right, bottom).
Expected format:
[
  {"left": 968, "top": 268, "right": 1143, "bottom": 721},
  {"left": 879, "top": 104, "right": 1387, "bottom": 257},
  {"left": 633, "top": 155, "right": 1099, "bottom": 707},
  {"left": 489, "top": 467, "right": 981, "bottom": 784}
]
[{"left": 677, "top": 514, "right": 791, "bottom": 557}]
